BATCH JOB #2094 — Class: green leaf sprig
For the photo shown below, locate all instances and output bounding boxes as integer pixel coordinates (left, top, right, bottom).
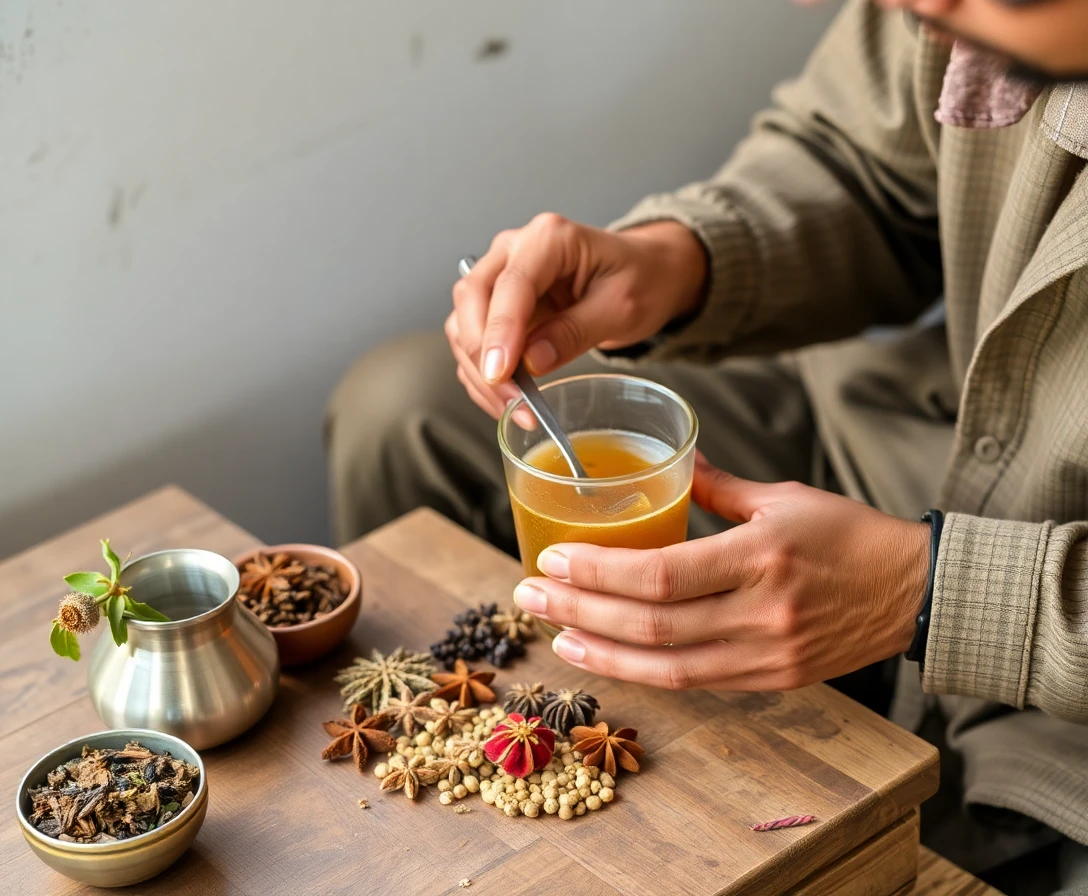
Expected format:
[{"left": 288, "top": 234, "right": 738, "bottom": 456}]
[{"left": 49, "top": 539, "right": 170, "bottom": 661}]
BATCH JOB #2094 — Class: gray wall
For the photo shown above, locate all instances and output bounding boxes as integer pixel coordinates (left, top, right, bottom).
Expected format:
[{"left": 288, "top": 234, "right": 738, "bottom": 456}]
[{"left": 0, "top": 1, "right": 837, "bottom": 559}]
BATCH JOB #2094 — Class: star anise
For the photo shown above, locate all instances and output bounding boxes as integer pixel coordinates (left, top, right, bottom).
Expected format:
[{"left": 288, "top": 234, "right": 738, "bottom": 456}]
[
  {"left": 430, "top": 658, "right": 496, "bottom": 708},
  {"left": 427, "top": 698, "right": 477, "bottom": 738},
  {"left": 490, "top": 606, "right": 535, "bottom": 641},
  {"left": 335, "top": 647, "right": 437, "bottom": 714},
  {"left": 380, "top": 756, "right": 440, "bottom": 800},
  {"left": 426, "top": 756, "right": 472, "bottom": 786},
  {"left": 376, "top": 687, "right": 437, "bottom": 736},
  {"left": 445, "top": 737, "right": 485, "bottom": 767},
  {"left": 321, "top": 704, "right": 397, "bottom": 774},
  {"left": 570, "top": 721, "right": 643, "bottom": 777},
  {"left": 240, "top": 552, "right": 305, "bottom": 599}
]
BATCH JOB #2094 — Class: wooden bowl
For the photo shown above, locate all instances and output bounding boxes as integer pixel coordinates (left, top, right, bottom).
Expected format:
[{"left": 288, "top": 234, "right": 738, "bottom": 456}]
[{"left": 232, "top": 544, "right": 361, "bottom": 667}]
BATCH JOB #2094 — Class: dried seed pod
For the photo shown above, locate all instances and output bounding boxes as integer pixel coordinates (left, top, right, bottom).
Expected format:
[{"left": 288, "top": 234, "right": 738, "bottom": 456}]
[
  {"left": 57, "top": 593, "right": 100, "bottom": 635},
  {"left": 502, "top": 682, "right": 548, "bottom": 719},
  {"left": 541, "top": 689, "right": 599, "bottom": 736}
]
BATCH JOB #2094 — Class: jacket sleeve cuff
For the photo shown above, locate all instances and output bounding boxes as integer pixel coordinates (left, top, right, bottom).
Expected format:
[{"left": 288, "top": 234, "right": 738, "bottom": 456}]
[
  {"left": 922, "top": 512, "right": 1051, "bottom": 707},
  {"left": 595, "top": 193, "right": 759, "bottom": 364}
]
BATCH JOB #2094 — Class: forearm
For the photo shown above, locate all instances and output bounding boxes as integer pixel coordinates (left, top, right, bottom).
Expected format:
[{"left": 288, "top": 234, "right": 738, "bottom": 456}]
[
  {"left": 924, "top": 513, "right": 1088, "bottom": 723},
  {"left": 609, "top": 0, "right": 943, "bottom": 362}
]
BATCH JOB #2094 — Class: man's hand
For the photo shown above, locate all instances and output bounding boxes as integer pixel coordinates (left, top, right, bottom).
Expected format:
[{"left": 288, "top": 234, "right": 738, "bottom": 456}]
[
  {"left": 448, "top": 216, "right": 707, "bottom": 422},
  {"left": 513, "top": 454, "right": 930, "bottom": 692}
]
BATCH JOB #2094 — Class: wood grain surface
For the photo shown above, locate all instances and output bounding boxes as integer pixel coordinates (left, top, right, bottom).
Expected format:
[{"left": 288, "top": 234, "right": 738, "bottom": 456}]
[{"left": 0, "top": 487, "right": 948, "bottom": 896}]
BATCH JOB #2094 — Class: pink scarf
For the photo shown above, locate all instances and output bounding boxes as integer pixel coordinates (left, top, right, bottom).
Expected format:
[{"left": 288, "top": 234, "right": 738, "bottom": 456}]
[{"left": 935, "top": 40, "right": 1043, "bottom": 129}]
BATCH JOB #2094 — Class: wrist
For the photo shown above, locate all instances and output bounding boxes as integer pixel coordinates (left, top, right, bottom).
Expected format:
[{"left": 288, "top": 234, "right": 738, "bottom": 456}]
[
  {"left": 891, "top": 521, "right": 932, "bottom": 655},
  {"left": 622, "top": 221, "right": 709, "bottom": 321}
]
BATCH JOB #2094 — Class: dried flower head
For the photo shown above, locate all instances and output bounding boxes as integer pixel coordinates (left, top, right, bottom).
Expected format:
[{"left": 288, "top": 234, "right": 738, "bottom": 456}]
[
  {"left": 426, "top": 698, "right": 477, "bottom": 738},
  {"left": 380, "top": 755, "right": 441, "bottom": 800},
  {"left": 483, "top": 713, "right": 555, "bottom": 778},
  {"left": 57, "top": 593, "right": 101, "bottom": 635},
  {"left": 502, "top": 682, "right": 548, "bottom": 719},
  {"left": 376, "top": 687, "right": 437, "bottom": 737},
  {"left": 542, "top": 688, "right": 599, "bottom": 736},
  {"left": 335, "top": 647, "right": 437, "bottom": 714},
  {"left": 490, "top": 607, "right": 535, "bottom": 641}
]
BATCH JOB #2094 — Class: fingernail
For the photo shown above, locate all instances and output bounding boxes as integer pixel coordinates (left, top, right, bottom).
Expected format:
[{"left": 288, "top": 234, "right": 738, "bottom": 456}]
[
  {"left": 513, "top": 582, "right": 547, "bottom": 614},
  {"left": 537, "top": 549, "right": 570, "bottom": 581},
  {"left": 483, "top": 347, "right": 505, "bottom": 383},
  {"left": 552, "top": 632, "right": 587, "bottom": 663},
  {"left": 524, "top": 339, "right": 557, "bottom": 375}
]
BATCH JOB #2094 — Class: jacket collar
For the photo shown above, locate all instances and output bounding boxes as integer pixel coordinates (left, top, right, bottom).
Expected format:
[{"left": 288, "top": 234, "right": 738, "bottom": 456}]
[{"left": 1042, "top": 84, "right": 1088, "bottom": 161}]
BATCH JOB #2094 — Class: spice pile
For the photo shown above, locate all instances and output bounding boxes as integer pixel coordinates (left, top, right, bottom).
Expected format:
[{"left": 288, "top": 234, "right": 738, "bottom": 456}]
[
  {"left": 430, "top": 602, "right": 536, "bottom": 669},
  {"left": 27, "top": 741, "right": 200, "bottom": 843},
  {"left": 238, "top": 551, "right": 348, "bottom": 627},
  {"left": 323, "top": 645, "right": 641, "bottom": 822}
]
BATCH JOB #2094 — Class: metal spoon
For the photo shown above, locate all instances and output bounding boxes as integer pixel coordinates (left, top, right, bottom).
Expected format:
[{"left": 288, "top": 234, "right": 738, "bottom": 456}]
[
  {"left": 456, "top": 256, "right": 650, "bottom": 515},
  {"left": 458, "top": 256, "right": 589, "bottom": 485}
]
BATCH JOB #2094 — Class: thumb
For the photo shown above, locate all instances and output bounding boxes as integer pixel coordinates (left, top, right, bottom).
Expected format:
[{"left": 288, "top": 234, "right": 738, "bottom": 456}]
[
  {"left": 523, "top": 289, "right": 634, "bottom": 374},
  {"left": 691, "top": 453, "right": 771, "bottom": 523}
]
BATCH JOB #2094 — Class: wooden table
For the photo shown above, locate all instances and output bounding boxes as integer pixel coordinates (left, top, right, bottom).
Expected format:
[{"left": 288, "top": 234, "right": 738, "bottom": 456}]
[{"left": 1, "top": 486, "right": 945, "bottom": 896}]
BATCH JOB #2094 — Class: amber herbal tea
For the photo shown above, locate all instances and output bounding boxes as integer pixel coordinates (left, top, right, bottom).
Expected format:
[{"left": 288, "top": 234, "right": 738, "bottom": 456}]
[
  {"left": 509, "top": 430, "right": 691, "bottom": 578},
  {"left": 499, "top": 375, "right": 698, "bottom": 636}
]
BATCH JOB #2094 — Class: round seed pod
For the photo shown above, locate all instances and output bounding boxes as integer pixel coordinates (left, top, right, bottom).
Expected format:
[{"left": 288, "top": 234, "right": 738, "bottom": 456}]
[
  {"left": 544, "top": 798, "right": 560, "bottom": 814},
  {"left": 503, "top": 682, "right": 548, "bottom": 718},
  {"left": 586, "top": 795, "right": 603, "bottom": 811},
  {"left": 541, "top": 688, "right": 599, "bottom": 736}
]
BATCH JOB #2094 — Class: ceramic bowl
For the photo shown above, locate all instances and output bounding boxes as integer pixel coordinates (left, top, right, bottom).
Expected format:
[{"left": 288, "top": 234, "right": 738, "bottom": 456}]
[
  {"left": 233, "top": 543, "right": 361, "bottom": 667},
  {"left": 16, "top": 728, "right": 208, "bottom": 888}
]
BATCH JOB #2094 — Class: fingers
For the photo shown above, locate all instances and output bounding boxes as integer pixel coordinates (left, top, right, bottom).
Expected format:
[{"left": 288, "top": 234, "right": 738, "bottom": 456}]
[
  {"left": 481, "top": 213, "right": 580, "bottom": 384},
  {"left": 524, "top": 288, "right": 634, "bottom": 375},
  {"left": 549, "top": 631, "right": 777, "bottom": 691},
  {"left": 514, "top": 577, "right": 763, "bottom": 645},
  {"left": 691, "top": 454, "right": 777, "bottom": 523},
  {"left": 452, "top": 243, "right": 508, "bottom": 365},
  {"left": 445, "top": 311, "right": 520, "bottom": 419},
  {"left": 535, "top": 533, "right": 753, "bottom": 603}
]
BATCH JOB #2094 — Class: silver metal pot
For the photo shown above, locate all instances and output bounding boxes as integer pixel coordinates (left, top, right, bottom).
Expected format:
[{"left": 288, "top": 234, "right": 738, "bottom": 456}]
[{"left": 87, "top": 549, "right": 279, "bottom": 749}]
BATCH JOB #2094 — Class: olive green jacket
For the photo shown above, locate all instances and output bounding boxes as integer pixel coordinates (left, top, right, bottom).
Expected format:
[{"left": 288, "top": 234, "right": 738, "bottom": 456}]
[{"left": 610, "top": 0, "right": 1088, "bottom": 845}]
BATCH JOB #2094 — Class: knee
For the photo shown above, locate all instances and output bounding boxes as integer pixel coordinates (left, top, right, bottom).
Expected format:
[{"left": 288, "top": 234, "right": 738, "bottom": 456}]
[{"left": 325, "top": 330, "right": 454, "bottom": 460}]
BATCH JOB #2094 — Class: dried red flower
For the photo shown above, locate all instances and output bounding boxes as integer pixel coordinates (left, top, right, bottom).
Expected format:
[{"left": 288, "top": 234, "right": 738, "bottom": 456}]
[{"left": 483, "top": 713, "right": 555, "bottom": 778}]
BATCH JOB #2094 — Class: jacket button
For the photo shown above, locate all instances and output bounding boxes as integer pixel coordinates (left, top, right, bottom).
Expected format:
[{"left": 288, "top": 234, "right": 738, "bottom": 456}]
[{"left": 974, "top": 435, "right": 1002, "bottom": 464}]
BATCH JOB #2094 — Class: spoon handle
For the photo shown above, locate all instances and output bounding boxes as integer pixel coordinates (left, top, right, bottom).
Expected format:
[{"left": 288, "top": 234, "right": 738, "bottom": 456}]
[
  {"left": 457, "top": 256, "right": 589, "bottom": 483},
  {"left": 510, "top": 363, "right": 589, "bottom": 480}
]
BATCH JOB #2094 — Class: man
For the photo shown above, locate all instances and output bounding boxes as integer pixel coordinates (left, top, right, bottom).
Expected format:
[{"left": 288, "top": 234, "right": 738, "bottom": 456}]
[{"left": 326, "top": 0, "right": 1088, "bottom": 890}]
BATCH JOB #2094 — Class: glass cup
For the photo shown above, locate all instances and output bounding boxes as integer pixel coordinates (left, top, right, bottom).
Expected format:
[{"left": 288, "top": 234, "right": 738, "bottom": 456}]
[{"left": 498, "top": 373, "right": 699, "bottom": 637}]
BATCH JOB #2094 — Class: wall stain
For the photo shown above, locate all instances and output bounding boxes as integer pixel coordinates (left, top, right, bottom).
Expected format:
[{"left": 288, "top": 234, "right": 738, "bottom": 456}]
[
  {"left": 409, "top": 31, "right": 423, "bottom": 69},
  {"left": 129, "top": 182, "right": 147, "bottom": 209},
  {"left": 27, "top": 144, "right": 47, "bottom": 165},
  {"left": 107, "top": 188, "right": 124, "bottom": 228},
  {"left": 475, "top": 37, "right": 509, "bottom": 62}
]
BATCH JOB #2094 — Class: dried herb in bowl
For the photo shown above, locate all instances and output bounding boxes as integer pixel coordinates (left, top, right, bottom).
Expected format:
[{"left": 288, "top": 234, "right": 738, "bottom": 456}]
[
  {"left": 238, "top": 551, "right": 348, "bottom": 626},
  {"left": 28, "top": 741, "right": 200, "bottom": 843}
]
